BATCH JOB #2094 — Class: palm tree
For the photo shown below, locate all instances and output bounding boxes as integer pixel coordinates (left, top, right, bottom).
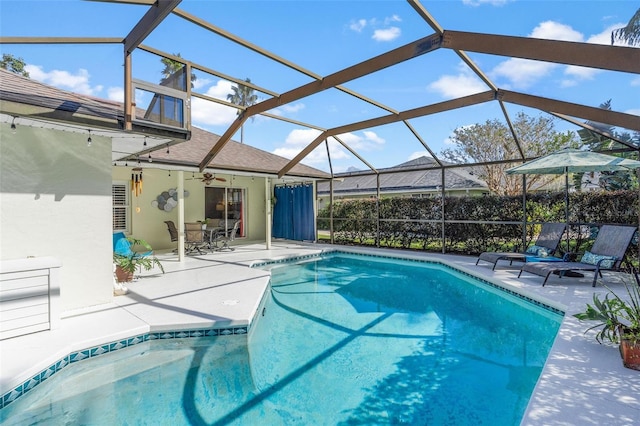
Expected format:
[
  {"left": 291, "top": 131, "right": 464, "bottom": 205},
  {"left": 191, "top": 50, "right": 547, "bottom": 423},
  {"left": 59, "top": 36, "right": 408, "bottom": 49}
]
[
  {"left": 227, "top": 78, "right": 258, "bottom": 143},
  {"left": 160, "top": 53, "right": 196, "bottom": 90},
  {"left": 612, "top": 8, "right": 640, "bottom": 46}
]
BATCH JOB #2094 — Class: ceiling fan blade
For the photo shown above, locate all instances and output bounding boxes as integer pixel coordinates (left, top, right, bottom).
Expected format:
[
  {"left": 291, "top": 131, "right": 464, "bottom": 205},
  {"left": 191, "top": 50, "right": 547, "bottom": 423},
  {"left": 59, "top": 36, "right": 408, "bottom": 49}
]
[{"left": 214, "top": 177, "right": 227, "bottom": 182}]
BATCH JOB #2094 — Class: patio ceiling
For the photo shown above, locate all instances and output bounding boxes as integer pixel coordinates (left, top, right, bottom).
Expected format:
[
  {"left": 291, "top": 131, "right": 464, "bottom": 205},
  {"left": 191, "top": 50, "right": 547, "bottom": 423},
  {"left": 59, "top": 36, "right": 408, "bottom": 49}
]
[{"left": 1, "top": 0, "right": 639, "bottom": 180}]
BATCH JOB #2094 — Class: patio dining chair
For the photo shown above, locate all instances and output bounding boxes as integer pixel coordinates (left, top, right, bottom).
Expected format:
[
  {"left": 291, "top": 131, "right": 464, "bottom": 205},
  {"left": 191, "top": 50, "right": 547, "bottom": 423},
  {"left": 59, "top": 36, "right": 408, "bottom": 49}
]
[
  {"left": 518, "top": 224, "right": 636, "bottom": 287},
  {"left": 184, "top": 222, "right": 209, "bottom": 255},
  {"left": 212, "top": 220, "right": 240, "bottom": 251},
  {"left": 476, "top": 223, "right": 566, "bottom": 270}
]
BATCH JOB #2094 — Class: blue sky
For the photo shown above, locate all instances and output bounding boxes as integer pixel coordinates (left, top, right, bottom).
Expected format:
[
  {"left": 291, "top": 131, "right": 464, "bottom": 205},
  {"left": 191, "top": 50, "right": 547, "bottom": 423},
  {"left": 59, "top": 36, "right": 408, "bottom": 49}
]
[{"left": 1, "top": 0, "right": 639, "bottom": 173}]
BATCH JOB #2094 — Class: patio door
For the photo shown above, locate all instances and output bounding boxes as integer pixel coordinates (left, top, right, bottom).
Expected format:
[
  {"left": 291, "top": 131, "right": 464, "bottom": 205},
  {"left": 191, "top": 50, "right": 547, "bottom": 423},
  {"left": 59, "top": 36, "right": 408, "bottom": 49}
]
[{"left": 205, "top": 187, "right": 245, "bottom": 237}]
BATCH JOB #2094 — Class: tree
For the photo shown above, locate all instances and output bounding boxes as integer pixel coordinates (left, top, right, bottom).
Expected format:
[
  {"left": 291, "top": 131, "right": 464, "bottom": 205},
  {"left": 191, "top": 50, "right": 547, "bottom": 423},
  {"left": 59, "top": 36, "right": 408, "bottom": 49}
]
[
  {"left": 160, "top": 53, "right": 196, "bottom": 89},
  {"left": 578, "top": 100, "right": 639, "bottom": 191},
  {"left": 227, "top": 78, "right": 258, "bottom": 144},
  {"left": 611, "top": 8, "right": 640, "bottom": 46},
  {"left": 441, "top": 112, "right": 578, "bottom": 195},
  {"left": 0, "top": 53, "right": 29, "bottom": 77}
]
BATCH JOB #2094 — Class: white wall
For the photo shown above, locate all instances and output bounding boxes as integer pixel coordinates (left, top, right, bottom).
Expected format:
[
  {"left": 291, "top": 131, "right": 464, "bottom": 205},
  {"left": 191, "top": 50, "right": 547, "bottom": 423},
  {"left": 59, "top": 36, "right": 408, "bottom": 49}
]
[{"left": 0, "top": 124, "right": 113, "bottom": 313}]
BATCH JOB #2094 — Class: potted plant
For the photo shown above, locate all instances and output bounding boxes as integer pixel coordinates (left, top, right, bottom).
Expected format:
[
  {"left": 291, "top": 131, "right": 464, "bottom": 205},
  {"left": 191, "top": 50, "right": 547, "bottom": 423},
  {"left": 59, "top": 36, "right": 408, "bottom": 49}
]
[
  {"left": 113, "top": 237, "right": 165, "bottom": 283},
  {"left": 573, "top": 275, "right": 640, "bottom": 370}
]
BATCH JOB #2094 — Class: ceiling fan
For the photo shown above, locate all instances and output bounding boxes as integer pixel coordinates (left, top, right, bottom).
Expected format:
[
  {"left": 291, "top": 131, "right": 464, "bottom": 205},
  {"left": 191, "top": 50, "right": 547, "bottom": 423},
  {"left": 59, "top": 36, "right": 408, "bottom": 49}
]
[{"left": 200, "top": 172, "right": 227, "bottom": 185}]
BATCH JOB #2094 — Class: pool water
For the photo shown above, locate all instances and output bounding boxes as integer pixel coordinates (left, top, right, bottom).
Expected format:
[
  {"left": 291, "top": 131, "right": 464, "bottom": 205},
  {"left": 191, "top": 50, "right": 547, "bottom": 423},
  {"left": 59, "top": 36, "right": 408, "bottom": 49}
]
[{"left": 1, "top": 253, "right": 562, "bottom": 425}]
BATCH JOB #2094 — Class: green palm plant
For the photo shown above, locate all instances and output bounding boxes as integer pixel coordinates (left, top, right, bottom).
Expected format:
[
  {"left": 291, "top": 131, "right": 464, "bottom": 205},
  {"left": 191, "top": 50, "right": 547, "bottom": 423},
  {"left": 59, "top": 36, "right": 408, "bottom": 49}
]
[
  {"left": 574, "top": 276, "right": 640, "bottom": 345},
  {"left": 113, "top": 237, "right": 165, "bottom": 276},
  {"left": 227, "top": 78, "right": 258, "bottom": 144}
]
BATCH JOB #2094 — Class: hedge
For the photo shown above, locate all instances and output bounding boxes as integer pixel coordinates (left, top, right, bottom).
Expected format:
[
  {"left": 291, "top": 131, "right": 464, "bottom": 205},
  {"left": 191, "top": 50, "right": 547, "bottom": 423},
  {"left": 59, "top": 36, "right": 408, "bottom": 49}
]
[{"left": 317, "top": 190, "right": 639, "bottom": 266}]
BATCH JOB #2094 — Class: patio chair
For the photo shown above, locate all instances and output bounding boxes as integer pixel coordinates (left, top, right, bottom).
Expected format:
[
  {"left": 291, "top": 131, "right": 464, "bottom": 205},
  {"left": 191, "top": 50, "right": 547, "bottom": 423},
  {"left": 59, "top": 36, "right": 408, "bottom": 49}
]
[
  {"left": 212, "top": 220, "right": 240, "bottom": 251},
  {"left": 185, "top": 222, "right": 208, "bottom": 255},
  {"left": 475, "top": 223, "right": 566, "bottom": 270},
  {"left": 518, "top": 224, "right": 636, "bottom": 287},
  {"left": 164, "top": 220, "right": 179, "bottom": 252}
]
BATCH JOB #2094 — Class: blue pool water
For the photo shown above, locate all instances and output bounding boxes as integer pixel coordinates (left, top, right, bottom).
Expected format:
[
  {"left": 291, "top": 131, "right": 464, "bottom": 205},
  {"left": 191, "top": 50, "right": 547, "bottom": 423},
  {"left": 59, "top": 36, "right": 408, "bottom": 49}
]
[{"left": 1, "top": 253, "right": 562, "bottom": 425}]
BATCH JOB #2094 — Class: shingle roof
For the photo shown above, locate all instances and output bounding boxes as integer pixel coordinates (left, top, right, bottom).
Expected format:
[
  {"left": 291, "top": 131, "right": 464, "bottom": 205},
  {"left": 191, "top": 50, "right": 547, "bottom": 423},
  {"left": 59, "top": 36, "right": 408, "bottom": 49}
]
[
  {"left": 0, "top": 68, "right": 329, "bottom": 179},
  {"left": 317, "top": 156, "right": 487, "bottom": 195},
  {"left": 149, "top": 126, "right": 330, "bottom": 179}
]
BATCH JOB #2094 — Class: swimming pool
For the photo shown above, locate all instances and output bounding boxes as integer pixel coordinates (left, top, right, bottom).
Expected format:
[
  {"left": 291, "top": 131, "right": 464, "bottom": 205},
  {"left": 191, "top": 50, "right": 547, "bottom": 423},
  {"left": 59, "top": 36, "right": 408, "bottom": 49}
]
[{"left": 0, "top": 252, "right": 562, "bottom": 425}]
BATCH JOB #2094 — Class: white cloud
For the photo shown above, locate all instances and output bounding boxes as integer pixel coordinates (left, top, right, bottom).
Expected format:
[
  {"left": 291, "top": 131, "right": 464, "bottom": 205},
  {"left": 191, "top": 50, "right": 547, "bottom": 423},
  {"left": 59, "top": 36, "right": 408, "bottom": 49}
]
[
  {"left": 190, "top": 80, "right": 238, "bottom": 126},
  {"left": 285, "top": 128, "right": 323, "bottom": 146},
  {"left": 272, "top": 129, "right": 349, "bottom": 165},
  {"left": 384, "top": 15, "right": 402, "bottom": 25},
  {"left": 107, "top": 87, "right": 124, "bottom": 102},
  {"left": 336, "top": 130, "right": 386, "bottom": 150},
  {"left": 349, "top": 19, "right": 367, "bottom": 32},
  {"left": 192, "top": 77, "right": 212, "bottom": 90},
  {"left": 372, "top": 27, "right": 401, "bottom": 42},
  {"left": 489, "top": 21, "right": 585, "bottom": 89},
  {"left": 408, "top": 151, "right": 430, "bottom": 161},
  {"left": 626, "top": 108, "right": 640, "bottom": 116},
  {"left": 25, "top": 65, "right": 103, "bottom": 95},
  {"left": 429, "top": 63, "right": 488, "bottom": 98},
  {"left": 530, "top": 21, "right": 583, "bottom": 42},
  {"left": 492, "top": 58, "right": 556, "bottom": 89},
  {"left": 631, "top": 76, "right": 640, "bottom": 87},
  {"left": 278, "top": 103, "right": 305, "bottom": 114},
  {"left": 362, "top": 130, "right": 385, "bottom": 144},
  {"left": 271, "top": 128, "right": 385, "bottom": 166}
]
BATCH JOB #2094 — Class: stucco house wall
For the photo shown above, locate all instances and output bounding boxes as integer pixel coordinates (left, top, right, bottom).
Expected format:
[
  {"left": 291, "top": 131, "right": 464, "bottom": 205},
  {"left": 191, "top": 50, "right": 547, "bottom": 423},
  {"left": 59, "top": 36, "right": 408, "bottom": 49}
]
[{"left": 1, "top": 124, "right": 113, "bottom": 313}]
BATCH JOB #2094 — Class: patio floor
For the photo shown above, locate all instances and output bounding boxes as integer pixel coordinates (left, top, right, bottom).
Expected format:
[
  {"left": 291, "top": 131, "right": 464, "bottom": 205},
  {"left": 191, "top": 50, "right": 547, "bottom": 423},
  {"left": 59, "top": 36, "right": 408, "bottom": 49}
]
[{"left": 1, "top": 242, "right": 639, "bottom": 424}]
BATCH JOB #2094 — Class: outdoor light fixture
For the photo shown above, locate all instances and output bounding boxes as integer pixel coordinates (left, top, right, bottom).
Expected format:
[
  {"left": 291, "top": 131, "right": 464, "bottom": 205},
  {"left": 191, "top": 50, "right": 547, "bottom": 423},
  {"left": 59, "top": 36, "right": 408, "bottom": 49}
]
[
  {"left": 166, "top": 144, "right": 170, "bottom": 154},
  {"left": 143, "top": 137, "right": 147, "bottom": 147},
  {"left": 148, "top": 154, "right": 152, "bottom": 163},
  {"left": 10, "top": 116, "right": 17, "bottom": 134},
  {"left": 87, "top": 130, "right": 92, "bottom": 147}
]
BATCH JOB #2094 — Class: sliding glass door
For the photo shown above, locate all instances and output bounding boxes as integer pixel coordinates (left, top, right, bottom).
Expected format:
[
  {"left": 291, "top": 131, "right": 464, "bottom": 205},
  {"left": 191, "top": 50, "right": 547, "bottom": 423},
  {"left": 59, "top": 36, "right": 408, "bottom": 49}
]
[{"left": 205, "top": 187, "right": 245, "bottom": 237}]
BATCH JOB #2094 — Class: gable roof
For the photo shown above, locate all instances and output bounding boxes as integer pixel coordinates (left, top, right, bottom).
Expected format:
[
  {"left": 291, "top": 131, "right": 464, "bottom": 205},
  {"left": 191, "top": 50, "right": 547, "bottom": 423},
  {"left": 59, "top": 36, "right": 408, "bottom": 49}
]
[
  {"left": 148, "top": 126, "right": 330, "bottom": 179},
  {"left": 0, "top": 68, "right": 329, "bottom": 179},
  {"left": 317, "top": 156, "right": 487, "bottom": 195}
]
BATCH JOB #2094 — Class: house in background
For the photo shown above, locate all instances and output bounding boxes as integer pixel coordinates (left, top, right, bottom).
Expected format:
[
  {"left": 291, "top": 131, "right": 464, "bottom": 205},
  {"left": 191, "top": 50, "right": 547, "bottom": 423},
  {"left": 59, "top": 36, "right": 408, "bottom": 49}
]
[
  {"left": 0, "top": 68, "right": 327, "bottom": 324},
  {"left": 317, "top": 156, "right": 488, "bottom": 208}
]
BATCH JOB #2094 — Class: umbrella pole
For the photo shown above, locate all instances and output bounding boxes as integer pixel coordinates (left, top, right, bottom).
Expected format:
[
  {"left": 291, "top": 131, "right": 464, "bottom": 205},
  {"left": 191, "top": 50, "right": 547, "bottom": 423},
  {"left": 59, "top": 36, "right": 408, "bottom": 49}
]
[{"left": 565, "top": 168, "right": 570, "bottom": 253}]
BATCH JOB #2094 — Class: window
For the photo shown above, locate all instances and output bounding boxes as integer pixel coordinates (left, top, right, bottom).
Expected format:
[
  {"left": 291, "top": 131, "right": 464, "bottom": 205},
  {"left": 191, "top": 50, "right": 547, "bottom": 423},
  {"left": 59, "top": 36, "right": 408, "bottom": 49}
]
[{"left": 112, "top": 182, "right": 129, "bottom": 232}]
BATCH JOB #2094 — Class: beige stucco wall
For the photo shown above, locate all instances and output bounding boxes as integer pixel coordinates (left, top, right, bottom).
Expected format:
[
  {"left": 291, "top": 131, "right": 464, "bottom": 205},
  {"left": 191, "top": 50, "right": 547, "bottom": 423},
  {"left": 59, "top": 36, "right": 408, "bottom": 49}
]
[
  {"left": 0, "top": 124, "right": 113, "bottom": 313},
  {"left": 111, "top": 167, "right": 269, "bottom": 250}
]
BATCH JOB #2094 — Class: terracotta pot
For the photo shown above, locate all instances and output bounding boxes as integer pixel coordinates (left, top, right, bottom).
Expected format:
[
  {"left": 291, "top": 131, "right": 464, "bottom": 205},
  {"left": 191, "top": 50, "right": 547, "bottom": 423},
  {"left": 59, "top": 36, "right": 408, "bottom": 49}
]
[
  {"left": 115, "top": 265, "right": 134, "bottom": 283},
  {"left": 619, "top": 339, "right": 640, "bottom": 371}
]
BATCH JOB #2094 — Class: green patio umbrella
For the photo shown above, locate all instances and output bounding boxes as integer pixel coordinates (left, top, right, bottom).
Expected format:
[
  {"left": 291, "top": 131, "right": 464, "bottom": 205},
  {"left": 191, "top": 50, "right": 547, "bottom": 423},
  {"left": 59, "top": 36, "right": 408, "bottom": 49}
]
[{"left": 506, "top": 148, "right": 640, "bottom": 250}]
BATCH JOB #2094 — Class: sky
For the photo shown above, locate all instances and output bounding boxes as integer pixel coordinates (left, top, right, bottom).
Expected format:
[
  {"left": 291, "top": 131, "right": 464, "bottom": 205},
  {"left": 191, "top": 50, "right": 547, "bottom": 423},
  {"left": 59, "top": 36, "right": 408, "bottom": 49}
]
[{"left": 1, "top": 0, "right": 639, "bottom": 174}]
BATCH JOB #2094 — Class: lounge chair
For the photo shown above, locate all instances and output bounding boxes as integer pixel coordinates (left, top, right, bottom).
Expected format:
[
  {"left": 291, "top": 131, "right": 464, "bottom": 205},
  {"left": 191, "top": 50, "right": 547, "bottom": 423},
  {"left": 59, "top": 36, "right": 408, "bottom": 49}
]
[
  {"left": 518, "top": 224, "right": 636, "bottom": 287},
  {"left": 476, "top": 223, "right": 566, "bottom": 270}
]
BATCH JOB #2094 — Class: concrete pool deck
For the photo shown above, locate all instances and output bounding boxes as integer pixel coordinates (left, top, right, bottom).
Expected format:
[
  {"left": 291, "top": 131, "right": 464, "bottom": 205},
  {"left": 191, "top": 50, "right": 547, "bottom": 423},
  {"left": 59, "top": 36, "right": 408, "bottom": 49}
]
[{"left": 1, "top": 242, "right": 639, "bottom": 424}]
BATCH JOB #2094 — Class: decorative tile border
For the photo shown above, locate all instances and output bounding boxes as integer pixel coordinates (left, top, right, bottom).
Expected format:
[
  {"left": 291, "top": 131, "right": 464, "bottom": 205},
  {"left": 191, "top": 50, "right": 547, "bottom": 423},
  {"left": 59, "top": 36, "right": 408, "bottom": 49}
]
[
  {"left": 252, "top": 249, "right": 565, "bottom": 317},
  {"left": 0, "top": 326, "right": 248, "bottom": 410}
]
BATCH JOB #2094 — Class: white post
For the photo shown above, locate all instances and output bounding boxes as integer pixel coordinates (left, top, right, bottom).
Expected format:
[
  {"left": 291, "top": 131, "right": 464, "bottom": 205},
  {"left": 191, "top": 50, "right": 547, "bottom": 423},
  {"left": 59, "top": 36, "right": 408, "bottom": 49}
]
[
  {"left": 265, "top": 177, "right": 272, "bottom": 249},
  {"left": 178, "top": 170, "right": 185, "bottom": 261}
]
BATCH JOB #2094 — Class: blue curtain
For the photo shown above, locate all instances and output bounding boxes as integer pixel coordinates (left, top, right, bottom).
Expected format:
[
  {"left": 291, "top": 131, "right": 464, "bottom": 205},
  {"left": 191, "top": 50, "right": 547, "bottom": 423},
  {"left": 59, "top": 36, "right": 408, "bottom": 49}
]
[{"left": 272, "top": 184, "right": 315, "bottom": 241}]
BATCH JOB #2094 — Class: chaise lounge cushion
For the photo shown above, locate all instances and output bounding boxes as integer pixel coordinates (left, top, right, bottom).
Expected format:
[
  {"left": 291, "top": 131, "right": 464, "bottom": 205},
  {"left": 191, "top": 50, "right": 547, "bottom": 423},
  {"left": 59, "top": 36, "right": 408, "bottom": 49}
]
[
  {"left": 580, "top": 251, "right": 616, "bottom": 269},
  {"left": 525, "top": 244, "right": 551, "bottom": 257}
]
